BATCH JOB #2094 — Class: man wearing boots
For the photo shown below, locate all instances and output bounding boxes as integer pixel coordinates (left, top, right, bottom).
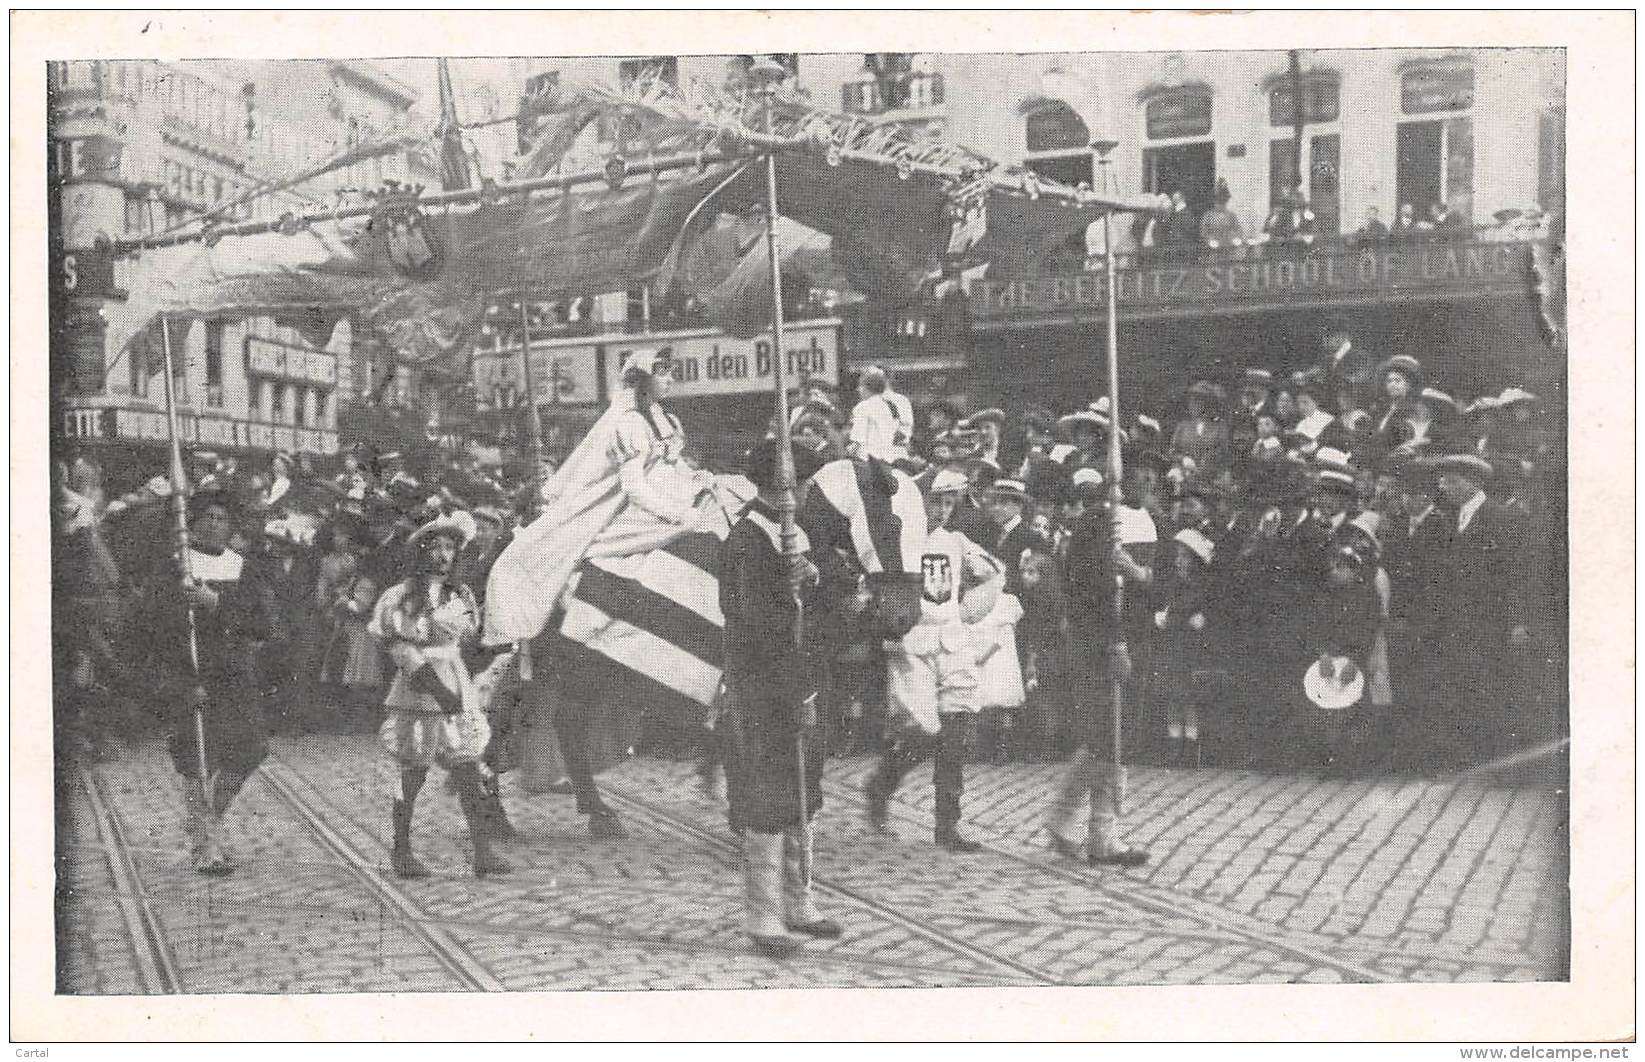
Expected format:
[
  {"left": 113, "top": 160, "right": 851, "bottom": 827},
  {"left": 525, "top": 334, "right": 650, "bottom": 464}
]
[
  {"left": 1044, "top": 482, "right": 1151, "bottom": 867},
  {"left": 719, "top": 438, "right": 843, "bottom": 958},
  {"left": 370, "top": 513, "right": 512, "bottom": 879},
  {"left": 865, "top": 468, "right": 1005, "bottom": 854},
  {"left": 134, "top": 486, "right": 274, "bottom": 875}
]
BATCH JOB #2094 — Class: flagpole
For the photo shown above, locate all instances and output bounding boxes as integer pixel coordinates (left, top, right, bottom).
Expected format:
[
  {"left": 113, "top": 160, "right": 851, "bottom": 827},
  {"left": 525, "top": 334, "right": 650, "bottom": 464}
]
[
  {"left": 751, "top": 56, "right": 811, "bottom": 884},
  {"left": 1094, "top": 138, "right": 1127, "bottom": 811},
  {"left": 515, "top": 299, "right": 546, "bottom": 523},
  {"left": 159, "top": 316, "right": 213, "bottom": 802}
]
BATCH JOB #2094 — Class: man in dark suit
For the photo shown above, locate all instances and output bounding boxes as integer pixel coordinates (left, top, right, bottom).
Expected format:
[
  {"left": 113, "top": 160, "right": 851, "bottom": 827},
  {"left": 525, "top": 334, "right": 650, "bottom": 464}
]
[
  {"left": 1422, "top": 454, "right": 1532, "bottom": 767},
  {"left": 1382, "top": 459, "right": 1453, "bottom": 769},
  {"left": 981, "top": 478, "right": 1037, "bottom": 596}
]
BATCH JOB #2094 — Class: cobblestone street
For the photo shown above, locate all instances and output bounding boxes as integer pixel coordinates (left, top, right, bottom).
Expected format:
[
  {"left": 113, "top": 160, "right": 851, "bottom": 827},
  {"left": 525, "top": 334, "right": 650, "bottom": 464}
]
[{"left": 56, "top": 734, "right": 1568, "bottom": 994}]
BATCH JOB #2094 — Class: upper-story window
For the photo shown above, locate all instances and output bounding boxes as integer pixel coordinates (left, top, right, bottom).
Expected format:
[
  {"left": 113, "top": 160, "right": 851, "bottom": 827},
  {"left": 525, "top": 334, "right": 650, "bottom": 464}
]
[
  {"left": 1140, "top": 85, "right": 1217, "bottom": 220},
  {"left": 1021, "top": 99, "right": 1093, "bottom": 188},
  {"left": 842, "top": 53, "right": 943, "bottom": 115},
  {"left": 618, "top": 56, "right": 678, "bottom": 91},
  {"left": 1396, "top": 62, "right": 1475, "bottom": 227},
  {"left": 1267, "top": 71, "right": 1342, "bottom": 235}
]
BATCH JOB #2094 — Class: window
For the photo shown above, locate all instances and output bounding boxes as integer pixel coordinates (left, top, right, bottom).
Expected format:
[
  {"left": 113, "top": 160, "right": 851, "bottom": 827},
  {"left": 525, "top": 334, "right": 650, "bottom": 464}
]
[
  {"left": 1396, "top": 118, "right": 1474, "bottom": 223},
  {"left": 1023, "top": 99, "right": 1093, "bottom": 188},
  {"left": 315, "top": 390, "right": 331, "bottom": 428},
  {"left": 1269, "top": 132, "right": 1341, "bottom": 234},
  {"left": 1269, "top": 73, "right": 1340, "bottom": 127},
  {"left": 1538, "top": 106, "right": 1565, "bottom": 216},
  {"left": 269, "top": 382, "right": 285, "bottom": 423},
  {"left": 294, "top": 386, "right": 308, "bottom": 427},
  {"left": 124, "top": 194, "right": 151, "bottom": 234},
  {"left": 618, "top": 57, "right": 678, "bottom": 90},
  {"left": 203, "top": 321, "right": 224, "bottom": 406}
]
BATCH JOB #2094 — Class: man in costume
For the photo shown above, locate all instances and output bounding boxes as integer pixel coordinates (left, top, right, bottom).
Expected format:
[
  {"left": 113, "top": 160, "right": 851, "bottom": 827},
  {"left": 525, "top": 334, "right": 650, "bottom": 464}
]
[
  {"left": 1044, "top": 469, "right": 1152, "bottom": 867},
  {"left": 864, "top": 468, "right": 1005, "bottom": 853},
  {"left": 132, "top": 486, "right": 274, "bottom": 875},
  {"left": 719, "top": 438, "right": 844, "bottom": 958},
  {"left": 371, "top": 513, "right": 512, "bottom": 878}
]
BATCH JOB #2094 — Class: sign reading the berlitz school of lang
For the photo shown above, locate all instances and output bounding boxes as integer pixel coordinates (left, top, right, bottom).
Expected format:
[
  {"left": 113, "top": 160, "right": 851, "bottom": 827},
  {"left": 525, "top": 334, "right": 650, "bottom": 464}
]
[
  {"left": 969, "top": 238, "right": 1544, "bottom": 327},
  {"left": 602, "top": 319, "right": 841, "bottom": 399}
]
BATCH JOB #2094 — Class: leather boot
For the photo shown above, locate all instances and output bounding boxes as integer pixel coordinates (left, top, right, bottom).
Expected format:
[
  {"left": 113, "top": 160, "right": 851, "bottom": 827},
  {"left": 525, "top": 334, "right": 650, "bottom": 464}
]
[
  {"left": 479, "top": 772, "right": 520, "bottom": 842},
  {"left": 782, "top": 827, "right": 842, "bottom": 939},
  {"left": 455, "top": 772, "right": 513, "bottom": 877},
  {"left": 390, "top": 798, "right": 431, "bottom": 879},
  {"left": 743, "top": 831, "right": 800, "bottom": 958}
]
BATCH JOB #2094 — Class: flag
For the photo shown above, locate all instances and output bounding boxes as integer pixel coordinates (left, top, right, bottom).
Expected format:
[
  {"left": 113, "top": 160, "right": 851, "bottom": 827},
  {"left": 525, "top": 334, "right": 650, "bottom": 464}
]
[{"left": 434, "top": 59, "right": 473, "bottom": 193}]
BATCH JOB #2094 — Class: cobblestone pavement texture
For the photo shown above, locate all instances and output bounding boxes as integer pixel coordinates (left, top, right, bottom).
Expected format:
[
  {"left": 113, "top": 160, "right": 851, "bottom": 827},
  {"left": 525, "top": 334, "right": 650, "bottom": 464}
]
[{"left": 57, "top": 733, "right": 1568, "bottom": 994}]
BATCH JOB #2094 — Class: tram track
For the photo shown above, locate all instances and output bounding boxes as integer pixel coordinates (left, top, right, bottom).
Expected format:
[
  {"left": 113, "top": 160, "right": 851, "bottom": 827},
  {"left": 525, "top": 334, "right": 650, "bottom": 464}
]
[
  {"left": 599, "top": 780, "right": 1063, "bottom": 985},
  {"left": 258, "top": 758, "right": 506, "bottom": 992},
  {"left": 814, "top": 776, "right": 1398, "bottom": 984},
  {"left": 77, "top": 766, "right": 183, "bottom": 993}
]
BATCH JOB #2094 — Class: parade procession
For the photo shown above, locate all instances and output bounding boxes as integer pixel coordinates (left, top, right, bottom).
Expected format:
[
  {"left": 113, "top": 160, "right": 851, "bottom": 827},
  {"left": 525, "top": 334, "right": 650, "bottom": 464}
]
[{"left": 49, "top": 46, "right": 1572, "bottom": 995}]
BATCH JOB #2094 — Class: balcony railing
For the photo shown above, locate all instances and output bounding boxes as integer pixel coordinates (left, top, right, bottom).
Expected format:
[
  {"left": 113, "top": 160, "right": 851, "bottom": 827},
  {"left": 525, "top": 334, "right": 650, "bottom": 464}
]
[{"left": 842, "top": 72, "right": 945, "bottom": 116}]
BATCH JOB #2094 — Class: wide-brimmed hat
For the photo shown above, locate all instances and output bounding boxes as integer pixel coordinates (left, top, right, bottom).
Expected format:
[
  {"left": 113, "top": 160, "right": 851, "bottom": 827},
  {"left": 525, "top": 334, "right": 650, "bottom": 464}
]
[
  {"left": 1186, "top": 379, "right": 1228, "bottom": 405},
  {"left": 1057, "top": 409, "right": 1108, "bottom": 434},
  {"left": 926, "top": 468, "right": 970, "bottom": 495},
  {"left": 408, "top": 512, "right": 474, "bottom": 549},
  {"left": 1418, "top": 387, "right": 1460, "bottom": 421},
  {"left": 1375, "top": 354, "right": 1424, "bottom": 392},
  {"left": 964, "top": 407, "right": 1006, "bottom": 430},
  {"left": 1172, "top": 527, "right": 1215, "bottom": 566},
  {"left": 1304, "top": 655, "right": 1366, "bottom": 711},
  {"left": 1240, "top": 368, "right": 1275, "bottom": 391},
  {"left": 1496, "top": 386, "right": 1540, "bottom": 409},
  {"left": 1424, "top": 453, "right": 1494, "bottom": 483},
  {"left": 983, "top": 478, "right": 1031, "bottom": 505}
]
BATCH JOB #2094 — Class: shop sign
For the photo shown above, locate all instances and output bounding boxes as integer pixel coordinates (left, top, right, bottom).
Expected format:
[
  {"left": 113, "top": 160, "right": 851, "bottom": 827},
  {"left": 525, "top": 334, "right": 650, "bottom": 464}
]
[
  {"left": 473, "top": 341, "right": 602, "bottom": 410},
  {"left": 63, "top": 404, "right": 338, "bottom": 455},
  {"left": 970, "top": 238, "right": 1540, "bottom": 325},
  {"left": 1145, "top": 88, "right": 1213, "bottom": 140},
  {"left": 246, "top": 336, "right": 337, "bottom": 386},
  {"left": 603, "top": 320, "right": 841, "bottom": 400}
]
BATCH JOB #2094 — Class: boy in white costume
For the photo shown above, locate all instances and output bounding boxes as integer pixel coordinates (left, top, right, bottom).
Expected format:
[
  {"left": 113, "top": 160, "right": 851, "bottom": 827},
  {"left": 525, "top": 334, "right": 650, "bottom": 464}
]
[{"left": 865, "top": 468, "right": 1005, "bottom": 853}]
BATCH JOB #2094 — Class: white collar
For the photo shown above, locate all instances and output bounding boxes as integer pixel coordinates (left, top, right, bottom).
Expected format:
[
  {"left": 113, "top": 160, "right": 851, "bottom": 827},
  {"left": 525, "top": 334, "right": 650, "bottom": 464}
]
[{"left": 1457, "top": 492, "right": 1487, "bottom": 532}]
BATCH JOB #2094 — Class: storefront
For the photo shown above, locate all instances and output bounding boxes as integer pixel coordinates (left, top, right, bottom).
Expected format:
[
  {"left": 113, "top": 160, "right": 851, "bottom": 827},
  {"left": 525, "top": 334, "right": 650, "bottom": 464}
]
[
  {"left": 471, "top": 317, "right": 845, "bottom": 469},
  {"left": 962, "top": 233, "right": 1563, "bottom": 417}
]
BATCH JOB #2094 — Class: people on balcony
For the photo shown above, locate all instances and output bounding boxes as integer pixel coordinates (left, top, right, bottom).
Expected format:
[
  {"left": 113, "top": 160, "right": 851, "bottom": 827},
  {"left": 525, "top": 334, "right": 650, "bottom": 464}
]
[
  {"left": 1355, "top": 206, "right": 1391, "bottom": 244},
  {"left": 1198, "top": 180, "right": 1245, "bottom": 251}
]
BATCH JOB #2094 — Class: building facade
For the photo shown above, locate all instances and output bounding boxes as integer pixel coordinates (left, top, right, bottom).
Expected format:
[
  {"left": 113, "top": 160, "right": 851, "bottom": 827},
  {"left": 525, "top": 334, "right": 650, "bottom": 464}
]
[
  {"left": 49, "top": 59, "right": 435, "bottom": 488},
  {"left": 481, "top": 48, "right": 1563, "bottom": 411}
]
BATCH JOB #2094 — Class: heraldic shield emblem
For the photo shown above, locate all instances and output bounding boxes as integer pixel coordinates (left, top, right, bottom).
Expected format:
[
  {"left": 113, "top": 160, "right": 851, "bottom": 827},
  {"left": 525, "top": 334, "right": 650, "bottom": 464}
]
[
  {"left": 378, "top": 201, "right": 445, "bottom": 282},
  {"left": 920, "top": 553, "right": 954, "bottom": 605}
]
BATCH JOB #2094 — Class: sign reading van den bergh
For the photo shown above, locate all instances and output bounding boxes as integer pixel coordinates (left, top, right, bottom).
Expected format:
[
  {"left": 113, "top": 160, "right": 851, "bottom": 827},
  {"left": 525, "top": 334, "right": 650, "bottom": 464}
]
[
  {"left": 969, "top": 239, "right": 1544, "bottom": 327},
  {"left": 602, "top": 320, "right": 841, "bottom": 400}
]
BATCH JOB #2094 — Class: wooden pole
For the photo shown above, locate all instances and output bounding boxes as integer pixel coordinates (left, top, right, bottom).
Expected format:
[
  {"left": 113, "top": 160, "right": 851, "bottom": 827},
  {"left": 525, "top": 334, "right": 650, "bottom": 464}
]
[
  {"left": 753, "top": 58, "right": 811, "bottom": 892},
  {"left": 515, "top": 299, "right": 546, "bottom": 523},
  {"left": 1097, "top": 148, "right": 1127, "bottom": 812},
  {"left": 159, "top": 316, "right": 213, "bottom": 803}
]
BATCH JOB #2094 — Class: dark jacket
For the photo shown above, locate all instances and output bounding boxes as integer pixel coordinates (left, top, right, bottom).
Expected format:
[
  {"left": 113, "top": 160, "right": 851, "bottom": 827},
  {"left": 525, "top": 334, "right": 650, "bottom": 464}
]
[{"left": 718, "top": 498, "right": 827, "bottom": 832}]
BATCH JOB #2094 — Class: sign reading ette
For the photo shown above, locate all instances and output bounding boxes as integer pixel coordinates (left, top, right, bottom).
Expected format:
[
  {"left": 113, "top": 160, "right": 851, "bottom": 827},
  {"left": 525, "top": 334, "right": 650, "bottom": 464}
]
[{"left": 970, "top": 239, "right": 1541, "bottom": 324}]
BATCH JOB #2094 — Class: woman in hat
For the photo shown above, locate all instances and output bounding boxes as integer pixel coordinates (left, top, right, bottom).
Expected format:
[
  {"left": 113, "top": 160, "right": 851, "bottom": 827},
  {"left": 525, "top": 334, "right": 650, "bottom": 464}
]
[
  {"left": 1292, "top": 544, "right": 1383, "bottom": 775},
  {"left": 1151, "top": 527, "right": 1220, "bottom": 767},
  {"left": 1170, "top": 380, "right": 1231, "bottom": 477},
  {"left": 1331, "top": 513, "right": 1396, "bottom": 774},
  {"left": 1372, "top": 354, "right": 1425, "bottom": 455},
  {"left": 370, "top": 513, "right": 512, "bottom": 879}
]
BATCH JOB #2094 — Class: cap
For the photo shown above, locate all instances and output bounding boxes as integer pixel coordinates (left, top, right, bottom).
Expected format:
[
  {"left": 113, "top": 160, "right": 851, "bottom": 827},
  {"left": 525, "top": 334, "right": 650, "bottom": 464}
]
[
  {"left": 622, "top": 346, "right": 673, "bottom": 379},
  {"left": 1071, "top": 466, "right": 1104, "bottom": 490},
  {"left": 927, "top": 468, "right": 970, "bottom": 495},
  {"left": 965, "top": 407, "right": 1006, "bottom": 429},
  {"left": 1496, "top": 386, "right": 1539, "bottom": 408}
]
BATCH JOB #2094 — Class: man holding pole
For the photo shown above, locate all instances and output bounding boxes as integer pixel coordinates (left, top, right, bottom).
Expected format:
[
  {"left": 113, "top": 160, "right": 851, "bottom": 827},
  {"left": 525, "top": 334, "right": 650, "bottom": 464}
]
[
  {"left": 133, "top": 485, "right": 274, "bottom": 874},
  {"left": 719, "top": 437, "right": 842, "bottom": 958}
]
